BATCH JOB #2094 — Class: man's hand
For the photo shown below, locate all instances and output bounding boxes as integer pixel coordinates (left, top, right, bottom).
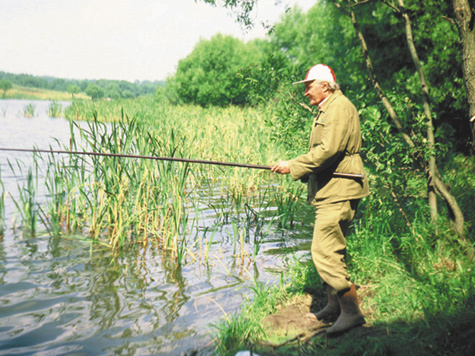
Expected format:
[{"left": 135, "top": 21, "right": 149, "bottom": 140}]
[{"left": 271, "top": 161, "right": 291, "bottom": 174}]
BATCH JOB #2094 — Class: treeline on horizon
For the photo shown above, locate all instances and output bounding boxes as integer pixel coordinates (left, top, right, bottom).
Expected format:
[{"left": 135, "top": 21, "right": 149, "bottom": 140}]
[{"left": 0, "top": 70, "right": 164, "bottom": 99}]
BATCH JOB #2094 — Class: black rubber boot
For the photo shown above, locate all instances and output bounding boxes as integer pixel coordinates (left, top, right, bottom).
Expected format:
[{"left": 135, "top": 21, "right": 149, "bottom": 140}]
[
  {"left": 326, "top": 284, "right": 365, "bottom": 335},
  {"left": 314, "top": 284, "right": 340, "bottom": 322}
]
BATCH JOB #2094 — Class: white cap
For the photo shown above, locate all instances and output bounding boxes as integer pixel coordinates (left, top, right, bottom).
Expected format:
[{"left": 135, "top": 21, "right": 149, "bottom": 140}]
[{"left": 293, "top": 64, "right": 336, "bottom": 85}]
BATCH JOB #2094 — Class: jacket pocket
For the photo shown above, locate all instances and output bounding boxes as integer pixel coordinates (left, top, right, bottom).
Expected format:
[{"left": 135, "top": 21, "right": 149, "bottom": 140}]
[{"left": 313, "top": 119, "right": 325, "bottom": 145}]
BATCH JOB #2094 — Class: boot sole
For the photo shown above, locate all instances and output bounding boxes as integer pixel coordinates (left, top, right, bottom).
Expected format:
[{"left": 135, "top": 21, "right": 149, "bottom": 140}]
[{"left": 326, "top": 315, "right": 366, "bottom": 336}]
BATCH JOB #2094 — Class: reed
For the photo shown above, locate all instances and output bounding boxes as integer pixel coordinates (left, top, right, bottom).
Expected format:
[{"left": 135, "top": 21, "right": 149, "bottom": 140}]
[
  {"left": 47, "top": 101, "right": 64, "bottom": 118},
  {"left": 4, "top": 98, "right": 302, "bottom": 265},
  {"left": 11, "top": 166, "right": 38, "bottom": 234},
  {"left": 0, "top": 168, "right": 5, "bottom": 237},
  {"left": 272, "top": 178, "right": 305, "bottom": 229},
  {"left": 23, "top": 103, "right": 36, "bottom": 118}
]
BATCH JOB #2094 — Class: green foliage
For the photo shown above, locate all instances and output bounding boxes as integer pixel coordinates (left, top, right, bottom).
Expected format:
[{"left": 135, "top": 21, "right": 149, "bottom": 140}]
[
  {"left": 85, "top": 84, "right": 105, "bottom": 101},
  {"left": 48, "top": 101, "right": 64, "bottom": 118},
  {"left": 168, "top": 34, "right": 265, "bottom": 106},
  {"left": 0, "top": 70, "right": 161, "bottom": 98},
  {"left": 66, "top": 84, "right": 80, "bottom": 99},
  {"left": 441, "top": 155, "right": 475, "bottom": 238},
  {"left": 104, "top": 83, "right": 121, "bottom": 100},
  {"left": 199, "top": 0, "right": 257, "bottom": 28},
  {"left": 270, "top": 2, "right": 365, "bottom": 92},
  {"left": 351, "top": 0, "right": 468, "bottom": 151},
  {"left": 0, "top": 78, "right": 13, "bottom": 97},
  {"left": 212, "top": 258, "right": 320, "bottom": 355},
  {"left": 237, "top": 51, "right": 292, "bottom": 106}
]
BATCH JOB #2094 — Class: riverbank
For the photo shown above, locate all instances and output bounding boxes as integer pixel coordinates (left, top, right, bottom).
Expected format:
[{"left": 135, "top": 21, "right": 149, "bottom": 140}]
[
  {"left": 1, "top": 84, "right": 89, "bottom": 101},
  {"left": 215, "top": 256, "right": 474, "bottom": 355},
  {"left": 212, "top": 153, "right": 475, "bottom": 355}
]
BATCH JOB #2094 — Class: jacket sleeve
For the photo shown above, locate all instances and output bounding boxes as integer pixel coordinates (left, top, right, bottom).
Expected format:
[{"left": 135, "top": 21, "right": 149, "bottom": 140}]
[{"left": 288, "top": 102, "right": 351, "bottom": 181}]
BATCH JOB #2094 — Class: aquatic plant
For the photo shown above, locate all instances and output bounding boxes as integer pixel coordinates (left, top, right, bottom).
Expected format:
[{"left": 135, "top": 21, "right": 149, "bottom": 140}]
[
  {"left": 11, "top": 166, "right": 38, "bottom": 234},
  {"left": 6, "top": 99, "right": 302, "bottom": 265},
  {"left": 23, "top": 103, "right": 36, "bottom": 118},
  {"left": 0, "top": 168, "right": 5, "bottom": 237},
  {"left": 272, "top": 178, "right": 305, "bottom": 229},
  {"left": 47, "top": 101, "right": 63, "bottom": 118}
]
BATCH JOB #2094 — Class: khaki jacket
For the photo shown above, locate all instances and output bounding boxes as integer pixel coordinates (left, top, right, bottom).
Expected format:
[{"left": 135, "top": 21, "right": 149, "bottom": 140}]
[{"left": 288, "top": 90, "right": 370, "bottom": 206}]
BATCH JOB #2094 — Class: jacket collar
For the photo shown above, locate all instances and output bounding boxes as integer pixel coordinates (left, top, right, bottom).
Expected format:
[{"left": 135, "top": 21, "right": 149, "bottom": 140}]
[{"left": 318, "top": 90, "right": 343, "bottom": 112}]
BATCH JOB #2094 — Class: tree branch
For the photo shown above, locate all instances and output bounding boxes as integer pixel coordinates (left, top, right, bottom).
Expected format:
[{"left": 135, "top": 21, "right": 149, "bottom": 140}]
[
  {"left": 441, "top": 15, "right": 456, "bottom": 24},
  {"left": 381, "top": 0, "right": 400, "bottom": 13}
]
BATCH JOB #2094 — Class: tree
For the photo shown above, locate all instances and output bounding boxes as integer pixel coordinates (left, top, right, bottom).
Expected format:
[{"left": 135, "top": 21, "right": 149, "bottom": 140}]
[
  {"left": 0, "top": 78, "right": 13, "bottom": 98},
  {"left": 67, "top": 84, "right": 80, "bottom": 99},
  {"left": 200, "top": 0, "right": 258, "bottom": 27},
  {"left": 85, "top": 84, "right": 105, "bottom": 101},
  {"left": 329, "top": 0, "right": 467, "bottom": 238},
  {"left": 170, "top": 34, "right": 264, "bottom": 106},
  {"left": 105, "top": 83, "right": 121, "bottom": 100},
  {"left": 452, "top": 0, "right": 475, "bottom": 150}
]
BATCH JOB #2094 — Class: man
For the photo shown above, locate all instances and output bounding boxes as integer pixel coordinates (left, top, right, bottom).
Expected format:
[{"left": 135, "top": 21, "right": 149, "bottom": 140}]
[{"left": 271, "top": 64, "right": 370, "bottom": 335}]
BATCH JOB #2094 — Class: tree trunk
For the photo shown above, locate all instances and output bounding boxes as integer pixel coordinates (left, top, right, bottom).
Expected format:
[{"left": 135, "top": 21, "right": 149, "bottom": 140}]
[
  {"left": 452, "top": 0, "right": 475, "bottom": 151},
  {"left": 396, "top": 0, "right": 438, "bottom": 221}
]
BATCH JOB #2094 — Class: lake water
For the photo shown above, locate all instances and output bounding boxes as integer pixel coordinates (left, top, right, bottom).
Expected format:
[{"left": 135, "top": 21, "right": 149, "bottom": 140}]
[{"left": 0, "top": 100, "right": 313, "bottom": 355}]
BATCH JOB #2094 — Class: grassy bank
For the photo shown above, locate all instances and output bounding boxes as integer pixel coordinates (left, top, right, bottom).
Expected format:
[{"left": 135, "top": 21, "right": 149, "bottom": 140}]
[
  {"left": 1, "top": 84, "right": 89, "bottom": 101},
  {"left": 211, "top": 156, "right": 475, "bottom": 355}
]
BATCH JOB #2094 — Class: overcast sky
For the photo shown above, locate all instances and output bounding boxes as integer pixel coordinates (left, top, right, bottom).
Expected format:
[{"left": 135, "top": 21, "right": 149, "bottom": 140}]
[{"left": 1, "top": 0, "right": 314, "bottom": 82}]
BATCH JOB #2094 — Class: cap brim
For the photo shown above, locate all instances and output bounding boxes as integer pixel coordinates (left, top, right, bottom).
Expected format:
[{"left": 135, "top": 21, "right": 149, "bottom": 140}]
[{"left": 292, "top": 79, "right": 314, "bottom": 85}]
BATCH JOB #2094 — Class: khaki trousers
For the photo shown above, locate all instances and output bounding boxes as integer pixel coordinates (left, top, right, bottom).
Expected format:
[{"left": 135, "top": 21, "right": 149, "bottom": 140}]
[{"left": 311, "top": 199, "right": 359, "bottom": 292}]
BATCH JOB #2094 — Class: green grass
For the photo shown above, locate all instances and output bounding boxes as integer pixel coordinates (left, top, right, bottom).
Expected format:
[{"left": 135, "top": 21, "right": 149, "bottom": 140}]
[
  {"left": 2, "top": 84, "right": 89, "bottom": 101},
  {"left": 211, "top": 187, "right": 475, "bottom": 355}
]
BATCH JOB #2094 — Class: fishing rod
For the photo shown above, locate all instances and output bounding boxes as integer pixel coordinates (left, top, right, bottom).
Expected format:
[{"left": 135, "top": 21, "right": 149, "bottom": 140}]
[{"left": 0, "top": 147, "right": 364, "bottom": 179}]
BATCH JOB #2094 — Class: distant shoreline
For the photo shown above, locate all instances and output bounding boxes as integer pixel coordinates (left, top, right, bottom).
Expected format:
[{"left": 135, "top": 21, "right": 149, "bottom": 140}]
[{"left": 2, "top": 84, "right": 89, "bottom": 101}]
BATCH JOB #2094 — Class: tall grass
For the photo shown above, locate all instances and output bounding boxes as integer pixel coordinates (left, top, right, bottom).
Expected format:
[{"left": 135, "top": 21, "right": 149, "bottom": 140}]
[
  {"left": 1, "top": 98, "right": 303, "bottom": 269},
  {"left": 23, "top": 103, "right": 36, "bottom": 118},
  {"left": 10, "top": 165, "right": 38, "bottom": 234},
  {"left": 37, "top": 116, "right": 195, "bottom": 252},
  {"left": 47, "top": 101, "right": 64, "bottom": 118},
  {"left": 0, "top": 167, "right": 5, "bottom": 237}
]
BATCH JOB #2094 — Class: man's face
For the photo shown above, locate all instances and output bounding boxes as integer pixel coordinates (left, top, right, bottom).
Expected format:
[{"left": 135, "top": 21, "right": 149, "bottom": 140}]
[{"left": 304, "top": 80, "right": 329, "bottom": 106}]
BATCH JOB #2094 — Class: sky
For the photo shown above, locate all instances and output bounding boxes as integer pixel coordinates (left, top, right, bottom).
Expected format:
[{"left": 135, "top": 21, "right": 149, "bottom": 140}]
[{"left": 1, "top": 0, "right": 314, "bottom": 82}]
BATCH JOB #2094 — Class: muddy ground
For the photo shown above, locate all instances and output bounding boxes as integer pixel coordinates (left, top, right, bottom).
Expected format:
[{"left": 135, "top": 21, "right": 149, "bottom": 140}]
[{"left": 252, "top": 288, "right": 386, "bottom": 355}]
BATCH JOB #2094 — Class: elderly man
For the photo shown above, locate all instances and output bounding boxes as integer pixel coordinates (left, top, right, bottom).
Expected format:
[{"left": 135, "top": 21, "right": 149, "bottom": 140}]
[{"left": 271, "top": 64, "right": 370, "bottom": 335}]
